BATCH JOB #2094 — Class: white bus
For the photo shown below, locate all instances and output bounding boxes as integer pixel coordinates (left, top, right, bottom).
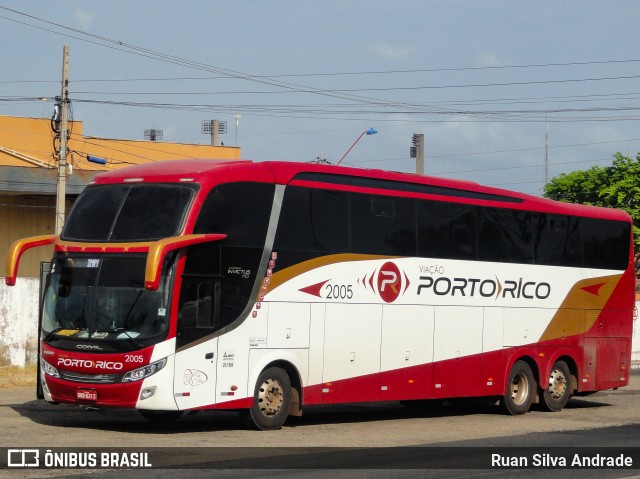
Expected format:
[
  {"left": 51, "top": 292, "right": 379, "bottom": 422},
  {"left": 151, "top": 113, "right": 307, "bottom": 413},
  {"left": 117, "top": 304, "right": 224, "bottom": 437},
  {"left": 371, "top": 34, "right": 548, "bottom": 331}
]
[{"left": 7, "top": 159, "right": 634, "bottom": 430}]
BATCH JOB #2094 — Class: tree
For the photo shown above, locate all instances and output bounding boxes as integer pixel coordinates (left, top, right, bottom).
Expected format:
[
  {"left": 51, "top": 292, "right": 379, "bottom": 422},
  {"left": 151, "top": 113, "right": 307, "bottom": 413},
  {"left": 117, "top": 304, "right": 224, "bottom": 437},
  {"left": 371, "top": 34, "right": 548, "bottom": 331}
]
[{"left": 543, "top": 152, "right": 640, "bottom": 246}]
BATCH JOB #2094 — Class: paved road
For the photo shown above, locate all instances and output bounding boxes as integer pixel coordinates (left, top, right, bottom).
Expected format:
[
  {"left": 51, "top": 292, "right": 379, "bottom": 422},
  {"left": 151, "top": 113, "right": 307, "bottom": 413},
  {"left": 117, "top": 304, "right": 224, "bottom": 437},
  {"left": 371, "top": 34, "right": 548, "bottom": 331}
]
[{"left": 1, "top": 372, "right": 639, "bottom": 478}]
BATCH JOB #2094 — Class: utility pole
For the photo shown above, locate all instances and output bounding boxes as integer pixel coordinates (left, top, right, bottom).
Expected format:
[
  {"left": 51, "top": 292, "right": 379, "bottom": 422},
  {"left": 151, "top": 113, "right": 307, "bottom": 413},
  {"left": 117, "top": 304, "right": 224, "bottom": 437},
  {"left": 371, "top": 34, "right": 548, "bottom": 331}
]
[
  {"left": 234, "top": 114, "right": 241, "bottom": 146},
  {"left": 55, "top": 45, "right": 70, "bottom": 235},
  {"left": 411, "top": 133, "right": 425, "bottom": 175},
  {"left": 211, "top": 119, "right": 219, "bottom": 146},
  {"left": 544, "top": 114, "right": 550, "bottom": 184}
]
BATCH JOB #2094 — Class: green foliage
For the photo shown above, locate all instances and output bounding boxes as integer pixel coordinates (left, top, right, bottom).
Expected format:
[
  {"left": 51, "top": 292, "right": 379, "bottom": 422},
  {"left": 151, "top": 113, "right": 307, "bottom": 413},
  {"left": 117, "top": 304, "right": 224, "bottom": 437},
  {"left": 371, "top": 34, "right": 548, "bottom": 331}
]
[{"left": 543, "top": 152, "right": 640, "bottom": 246}]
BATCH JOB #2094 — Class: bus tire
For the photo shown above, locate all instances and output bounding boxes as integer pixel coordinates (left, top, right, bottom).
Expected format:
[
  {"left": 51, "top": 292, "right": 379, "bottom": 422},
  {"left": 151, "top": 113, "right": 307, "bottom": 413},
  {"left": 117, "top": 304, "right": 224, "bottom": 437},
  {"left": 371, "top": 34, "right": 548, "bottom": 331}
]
[
  {"left": 500, "top": 360, "right": 535, "bottom": 415},
  {"left": 139, "top": 410, "right": 183, "bottom": 424},
  {"left": 540, "top": 360, "right": 571, "bottom": 412},
  {"left": 249, "top": 367, "right": 292, "bottom": 431}
]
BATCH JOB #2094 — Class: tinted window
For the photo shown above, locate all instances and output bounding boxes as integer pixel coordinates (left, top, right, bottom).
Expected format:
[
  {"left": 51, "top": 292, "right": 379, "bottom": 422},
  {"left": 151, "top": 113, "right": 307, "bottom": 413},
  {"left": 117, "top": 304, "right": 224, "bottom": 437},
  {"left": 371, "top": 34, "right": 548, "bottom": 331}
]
[
  {"left": 533, "top": 214, "right": 582, "bottom": 267},
  {"left": 274, "top": 187, "right": 349, "bottom": 253},
  {"left": 582, "top": 218, "right": 630, "bottom": 270},
  {"left": 293, "top": 172, "right": 524, "bottom": 203},
  {"left": 350, "top": 193, "right": 416, "bottom": 256},
  {"left": 478, "top": 208, "right": 533, "bottom": 263},
  {"left": 177, "top": 243, "right": 221, "bottom": 347},
  {"left": 111, "top": 185, "right": 194, "bottom": 241},
  {"left": 194, "top": 182, "right": 275, "bottom": 248},
  {"left": 418, "top": 201, "right": 477, "bottom": 260},
  {"left": 63, "top": 184, "right": 194, "bottom": 241},
  {"left": 62, "top": 186, "right": 127, "bottom": 241}
]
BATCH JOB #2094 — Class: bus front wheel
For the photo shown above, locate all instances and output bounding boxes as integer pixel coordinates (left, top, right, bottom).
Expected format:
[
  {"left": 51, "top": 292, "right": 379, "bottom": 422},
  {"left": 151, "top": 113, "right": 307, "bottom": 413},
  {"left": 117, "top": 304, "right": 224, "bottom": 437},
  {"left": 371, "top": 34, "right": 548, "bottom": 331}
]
[
  {"left": 248, "top": 367, "right": 292, "bottom": 431},
  {"left": 500, "top": 360, "right": 536, "bottom": 415},
  {"left": 540, "top": 360, "right": 572, "bottom": 412}
]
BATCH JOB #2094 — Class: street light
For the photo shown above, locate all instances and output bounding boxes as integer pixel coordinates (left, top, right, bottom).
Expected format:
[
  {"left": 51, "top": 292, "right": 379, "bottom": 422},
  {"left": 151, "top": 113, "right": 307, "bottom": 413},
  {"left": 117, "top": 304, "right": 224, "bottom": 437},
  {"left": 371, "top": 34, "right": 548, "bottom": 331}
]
[{"left": 336, "top": 128, "right": 378, "bottom": 166}]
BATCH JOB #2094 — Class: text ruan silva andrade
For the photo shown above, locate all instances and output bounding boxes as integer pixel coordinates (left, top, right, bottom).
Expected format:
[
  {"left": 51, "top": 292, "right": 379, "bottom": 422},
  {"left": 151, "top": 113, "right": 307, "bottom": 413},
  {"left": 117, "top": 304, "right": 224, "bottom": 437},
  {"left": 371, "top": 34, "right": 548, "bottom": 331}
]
[{"left": 491, "top": 453, "right": 633, "bottom": 468}]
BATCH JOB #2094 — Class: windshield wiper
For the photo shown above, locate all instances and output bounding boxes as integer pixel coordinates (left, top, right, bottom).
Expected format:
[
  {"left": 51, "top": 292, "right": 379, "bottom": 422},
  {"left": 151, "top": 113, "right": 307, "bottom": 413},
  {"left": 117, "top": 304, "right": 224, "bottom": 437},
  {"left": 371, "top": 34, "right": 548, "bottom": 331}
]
[
  {"left": 43, "top": 327, "right": 64, "bottom": 343},
  {"left": 109, "top": 327, "right": 144, "bottom": 349},
  {"left": 43, "top": 327, "right": 83, "bottom": 343}
]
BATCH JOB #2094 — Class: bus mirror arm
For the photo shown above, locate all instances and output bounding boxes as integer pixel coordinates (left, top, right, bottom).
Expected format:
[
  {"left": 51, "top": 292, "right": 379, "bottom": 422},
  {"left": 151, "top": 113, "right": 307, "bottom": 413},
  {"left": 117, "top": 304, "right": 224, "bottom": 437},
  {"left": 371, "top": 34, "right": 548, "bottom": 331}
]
[
  {"left": 5, "top": 235, "right": 57, "bottom": 286},
  {"left": 144, "top": 233, "right": 227, "bottom": 291}
]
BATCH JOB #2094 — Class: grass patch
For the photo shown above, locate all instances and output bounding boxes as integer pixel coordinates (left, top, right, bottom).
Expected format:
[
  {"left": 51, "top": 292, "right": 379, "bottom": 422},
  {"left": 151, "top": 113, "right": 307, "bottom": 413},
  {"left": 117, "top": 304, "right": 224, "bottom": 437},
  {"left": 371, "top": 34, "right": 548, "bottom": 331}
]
[{"left": 0, "top": 364, "right": 37, "bottom": 388}]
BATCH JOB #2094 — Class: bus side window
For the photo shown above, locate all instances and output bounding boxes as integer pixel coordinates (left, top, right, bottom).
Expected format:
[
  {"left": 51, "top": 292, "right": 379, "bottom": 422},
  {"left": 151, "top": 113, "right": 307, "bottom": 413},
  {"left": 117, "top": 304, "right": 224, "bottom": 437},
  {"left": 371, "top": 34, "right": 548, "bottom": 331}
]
[
  {"left": 417, "top": 200, "right": 477, "bottom": 260},
  {"left": 533, "top": 214, "right": 582, "bottom": 267},
  {"left": 179, "top": 281, "right": 221, "bottom": 329},
  {"left": 176, "top": 242, "right": 222, "bottom": 348},
  {"left": 350, "top": 193, "right": 416, "bottom": 256}
]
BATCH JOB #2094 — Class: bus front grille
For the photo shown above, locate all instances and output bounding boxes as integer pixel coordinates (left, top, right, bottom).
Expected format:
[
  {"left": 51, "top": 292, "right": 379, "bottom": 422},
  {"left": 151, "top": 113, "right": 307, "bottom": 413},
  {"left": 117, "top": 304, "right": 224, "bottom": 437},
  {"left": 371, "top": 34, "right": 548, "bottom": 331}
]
[{"left": 58, "top": 370, "right": 121, "bottom": 384}]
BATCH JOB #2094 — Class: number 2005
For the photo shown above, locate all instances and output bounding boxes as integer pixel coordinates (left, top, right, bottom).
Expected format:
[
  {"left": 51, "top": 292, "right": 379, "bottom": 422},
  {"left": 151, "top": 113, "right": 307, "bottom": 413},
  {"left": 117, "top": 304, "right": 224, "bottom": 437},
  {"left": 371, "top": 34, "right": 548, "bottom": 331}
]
[{"left": 324, "top": 283, "right": 353, "bottom": 300}]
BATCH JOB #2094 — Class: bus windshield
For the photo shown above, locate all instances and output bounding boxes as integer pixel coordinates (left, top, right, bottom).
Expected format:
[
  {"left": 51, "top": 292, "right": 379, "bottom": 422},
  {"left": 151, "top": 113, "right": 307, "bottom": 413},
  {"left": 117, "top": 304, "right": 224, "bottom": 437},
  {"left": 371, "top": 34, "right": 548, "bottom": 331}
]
[
  {"left": 42, "top": 254, "right": 172, "bottom": 351},
  {"left": 62, "top": 183, "right": 196, "bottom": 242}
]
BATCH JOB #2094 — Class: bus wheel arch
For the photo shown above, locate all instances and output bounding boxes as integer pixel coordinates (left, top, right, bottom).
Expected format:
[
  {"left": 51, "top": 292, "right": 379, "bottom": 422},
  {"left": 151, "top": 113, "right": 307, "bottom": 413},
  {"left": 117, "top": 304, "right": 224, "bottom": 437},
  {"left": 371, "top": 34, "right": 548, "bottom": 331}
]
[
  {"left": 500, "top": 358, "right": 538, "bottom": 415},
  {"left": 540, "top": 357, "right": 576, "bottom": 412}
]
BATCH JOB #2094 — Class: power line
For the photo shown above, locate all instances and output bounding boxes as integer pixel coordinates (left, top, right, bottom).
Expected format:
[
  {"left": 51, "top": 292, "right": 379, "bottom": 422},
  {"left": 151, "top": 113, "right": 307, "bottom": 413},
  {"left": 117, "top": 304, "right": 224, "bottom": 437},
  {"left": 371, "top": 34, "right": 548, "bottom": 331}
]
[
  {"left": 69, "top": 97, "right": 640, "bottom": 116},
  {"left": 5, "top": 6, "right": 640, "bottom": 121},
  {"left": 0, "top": 7, "right": 433, "bottom": 113},
  {"left": 70, "top": 74, "right": 640, "bottom": 96},
  {"left": 3, "top": 59, "right": 640, "bottom": 85}
]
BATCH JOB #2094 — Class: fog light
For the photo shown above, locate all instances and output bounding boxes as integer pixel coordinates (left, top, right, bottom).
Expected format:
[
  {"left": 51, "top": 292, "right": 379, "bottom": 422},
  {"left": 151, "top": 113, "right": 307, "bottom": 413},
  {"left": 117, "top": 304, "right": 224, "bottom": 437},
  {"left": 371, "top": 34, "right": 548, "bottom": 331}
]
[{"left": 140, "top": 387, "right": 156, "bottom": 400}]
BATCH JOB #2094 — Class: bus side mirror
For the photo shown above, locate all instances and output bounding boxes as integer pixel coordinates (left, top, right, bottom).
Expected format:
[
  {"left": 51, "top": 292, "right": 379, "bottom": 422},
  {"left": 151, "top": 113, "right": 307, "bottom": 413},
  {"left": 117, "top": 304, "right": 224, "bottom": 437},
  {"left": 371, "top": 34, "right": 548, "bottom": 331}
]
[
  {"left": 145, "top": 234, "right": 226, "bottom": 290},
  {"left": 5, "top": 235, "right": 56, "bottom": 286}
]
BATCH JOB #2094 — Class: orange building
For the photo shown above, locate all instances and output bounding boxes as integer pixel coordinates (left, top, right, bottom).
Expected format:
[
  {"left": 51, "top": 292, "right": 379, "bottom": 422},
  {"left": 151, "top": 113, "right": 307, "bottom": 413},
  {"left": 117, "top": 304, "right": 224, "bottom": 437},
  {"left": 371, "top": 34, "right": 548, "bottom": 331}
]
[{"left": 0, "top": 115, "right": 240, "bottom": 277}]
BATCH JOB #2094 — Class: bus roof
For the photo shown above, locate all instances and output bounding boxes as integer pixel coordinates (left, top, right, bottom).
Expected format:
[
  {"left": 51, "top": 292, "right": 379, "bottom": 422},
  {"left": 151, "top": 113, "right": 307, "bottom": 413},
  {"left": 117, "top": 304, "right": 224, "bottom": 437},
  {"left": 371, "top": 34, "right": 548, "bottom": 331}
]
[{"left": 90, "top": 158, "right": 631, "bottom": 223}]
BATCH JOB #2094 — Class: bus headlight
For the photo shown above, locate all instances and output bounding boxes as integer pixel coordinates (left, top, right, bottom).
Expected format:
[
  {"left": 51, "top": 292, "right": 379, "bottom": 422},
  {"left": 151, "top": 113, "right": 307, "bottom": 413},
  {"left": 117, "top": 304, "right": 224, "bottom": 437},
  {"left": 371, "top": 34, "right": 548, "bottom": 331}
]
[
  {"left": 42, "top": 360, "right": 60, "bottom": 378},
  {"left": 122, "top": 358, "right": 167, "bottom": 383}
]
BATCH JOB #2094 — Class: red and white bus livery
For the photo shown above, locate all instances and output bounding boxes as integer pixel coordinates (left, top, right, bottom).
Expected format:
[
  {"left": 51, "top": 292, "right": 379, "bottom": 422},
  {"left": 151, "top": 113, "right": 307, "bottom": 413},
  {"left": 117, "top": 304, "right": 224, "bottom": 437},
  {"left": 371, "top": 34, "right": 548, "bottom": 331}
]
[{"left": 6, "top": 159, "right": 634, "bottom": 429}]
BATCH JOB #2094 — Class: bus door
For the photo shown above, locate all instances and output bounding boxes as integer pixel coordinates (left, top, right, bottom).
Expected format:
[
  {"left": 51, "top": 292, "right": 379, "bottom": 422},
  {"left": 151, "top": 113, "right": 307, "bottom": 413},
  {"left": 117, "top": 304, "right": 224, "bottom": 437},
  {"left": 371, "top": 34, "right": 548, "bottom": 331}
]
[{"left": 173, "top": 277, "right": 221, "bottom": 409}]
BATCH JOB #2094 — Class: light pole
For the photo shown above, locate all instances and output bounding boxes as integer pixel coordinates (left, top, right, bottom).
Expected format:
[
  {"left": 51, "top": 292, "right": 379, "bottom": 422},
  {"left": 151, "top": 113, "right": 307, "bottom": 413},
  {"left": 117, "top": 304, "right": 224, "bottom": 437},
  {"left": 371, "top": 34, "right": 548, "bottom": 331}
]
[{"left": 336, "top": 128, "right": 377, "bottom": 166}]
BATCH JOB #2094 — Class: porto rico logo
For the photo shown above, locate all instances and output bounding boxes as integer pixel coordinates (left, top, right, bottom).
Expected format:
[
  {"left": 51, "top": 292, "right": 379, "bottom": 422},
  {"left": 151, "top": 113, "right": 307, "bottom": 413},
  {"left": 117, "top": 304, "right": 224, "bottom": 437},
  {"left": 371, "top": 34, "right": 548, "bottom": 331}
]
[
  {"left": 298, "top": 261, "right": 410, "bottom": 304},
  {"left": 375, "top": 261, "right": 408, "bottom": 303}
]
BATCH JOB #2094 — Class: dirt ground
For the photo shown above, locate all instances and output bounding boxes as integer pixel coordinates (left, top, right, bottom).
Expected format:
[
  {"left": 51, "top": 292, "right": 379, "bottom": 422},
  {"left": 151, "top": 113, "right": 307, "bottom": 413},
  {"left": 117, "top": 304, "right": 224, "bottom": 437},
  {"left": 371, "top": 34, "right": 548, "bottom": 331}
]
[{"left": 0, "top": 365, "right": 36, "bottom": 388}]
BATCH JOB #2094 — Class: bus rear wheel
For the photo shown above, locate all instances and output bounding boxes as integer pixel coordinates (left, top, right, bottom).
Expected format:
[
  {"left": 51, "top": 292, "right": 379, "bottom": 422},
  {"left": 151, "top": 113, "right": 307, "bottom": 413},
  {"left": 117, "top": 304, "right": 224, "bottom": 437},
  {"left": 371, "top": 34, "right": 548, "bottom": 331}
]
[
  {"left": 500, "top": 360, "right": 536, "bottom": 415},
  {"left": 248, "top": 367, "right": 292, "bottom": 431},
  {"left": 540, "top": 360, "right": 572, "bottom": 412}
]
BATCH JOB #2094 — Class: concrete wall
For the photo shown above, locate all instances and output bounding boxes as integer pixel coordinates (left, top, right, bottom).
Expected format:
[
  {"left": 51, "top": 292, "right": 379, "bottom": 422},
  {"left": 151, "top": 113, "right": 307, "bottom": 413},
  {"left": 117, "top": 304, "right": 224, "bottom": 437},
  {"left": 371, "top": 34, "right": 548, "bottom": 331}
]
[{"left": 0, "top": 277, "right": 39, "bottom": 367}]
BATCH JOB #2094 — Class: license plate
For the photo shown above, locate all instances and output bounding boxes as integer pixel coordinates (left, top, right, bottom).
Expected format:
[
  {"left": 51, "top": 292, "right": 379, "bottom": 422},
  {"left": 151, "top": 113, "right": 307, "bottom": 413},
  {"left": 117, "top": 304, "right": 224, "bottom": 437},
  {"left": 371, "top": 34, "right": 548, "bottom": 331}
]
[{"left": 76, "top": 389, "right": 97, "bottom": 401}]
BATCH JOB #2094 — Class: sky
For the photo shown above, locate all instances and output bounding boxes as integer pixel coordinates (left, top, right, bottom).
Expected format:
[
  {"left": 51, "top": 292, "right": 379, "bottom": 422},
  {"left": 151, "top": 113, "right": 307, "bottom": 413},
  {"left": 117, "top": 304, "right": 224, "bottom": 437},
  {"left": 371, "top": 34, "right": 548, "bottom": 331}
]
[{"left": 1, "top": 1, "right": 640, "bottom": 196}]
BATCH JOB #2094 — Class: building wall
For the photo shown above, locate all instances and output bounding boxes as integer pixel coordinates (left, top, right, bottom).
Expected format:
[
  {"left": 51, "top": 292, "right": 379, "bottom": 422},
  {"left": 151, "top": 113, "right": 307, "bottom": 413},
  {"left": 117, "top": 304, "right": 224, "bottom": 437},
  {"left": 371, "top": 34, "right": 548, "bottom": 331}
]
[
  {"left": 0, "top": 277, "right": 39, "bottom": 367},
  {"left": 1, "top": 194, "right": 59, "bottom": 278},
  {"left": 0, "top": 115, "right": 240, "bottom": 170}
]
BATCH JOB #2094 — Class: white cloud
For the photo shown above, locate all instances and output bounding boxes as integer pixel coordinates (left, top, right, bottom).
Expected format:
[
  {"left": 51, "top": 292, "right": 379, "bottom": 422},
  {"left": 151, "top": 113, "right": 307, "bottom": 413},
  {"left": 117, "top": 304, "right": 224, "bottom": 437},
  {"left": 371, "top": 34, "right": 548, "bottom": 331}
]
[
  {"left": 371, "top": 43, "right": 412, "bottom": 60},
  {"left": 73, "top": 9, "right": 93, "bottom": 30},
  {"left": 478, "top": 50, "right": 504, "bottom": 67}
]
